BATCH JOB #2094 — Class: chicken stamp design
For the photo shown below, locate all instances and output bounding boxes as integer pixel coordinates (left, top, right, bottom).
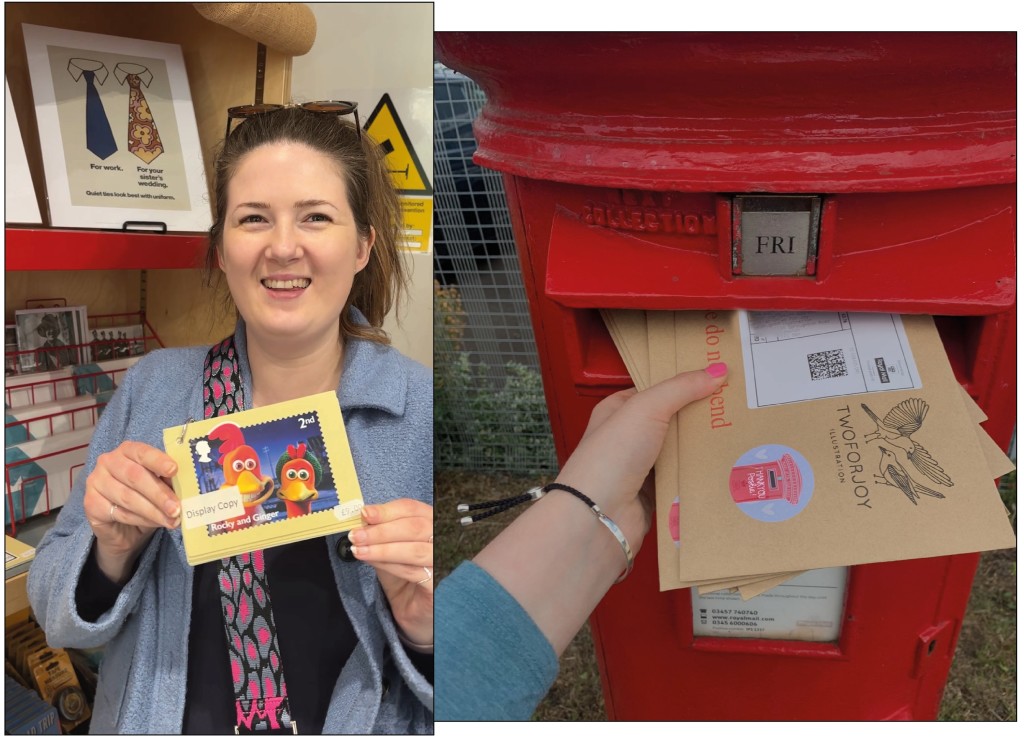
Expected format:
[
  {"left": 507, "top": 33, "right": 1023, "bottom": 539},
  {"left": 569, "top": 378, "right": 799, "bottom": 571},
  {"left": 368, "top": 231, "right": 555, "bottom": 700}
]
[
  {"left": 190, "top": 415, "right": 338, "bottom": 533},
  {"left": 274, "top": 442, "right": 323, "bottom": 518},
  {"left": 164, "top": 392, "right": 364, "bottom": 565},
  {"left": 862, "top": 398, "right": 952, "bottom": 506}
]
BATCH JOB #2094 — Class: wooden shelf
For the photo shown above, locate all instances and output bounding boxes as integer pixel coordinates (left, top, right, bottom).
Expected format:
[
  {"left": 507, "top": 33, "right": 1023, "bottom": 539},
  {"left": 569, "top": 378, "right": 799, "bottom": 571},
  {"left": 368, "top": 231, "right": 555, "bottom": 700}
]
[
  {"left": 5, "top": 571, "right": 30, "bottom": 620},
  {"left": 4, "top": 228, "right": 208, "bottom": 271}
]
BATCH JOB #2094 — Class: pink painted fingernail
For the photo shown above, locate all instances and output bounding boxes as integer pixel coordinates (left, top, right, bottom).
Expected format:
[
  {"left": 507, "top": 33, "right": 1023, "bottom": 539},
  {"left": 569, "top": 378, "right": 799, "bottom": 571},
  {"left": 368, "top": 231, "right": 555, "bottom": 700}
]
[
  {"left": 705, "top": 362, "right": 728, "bottom": 378},
  {"left": 349, "top": 528, "right": 366, "bottom": 545}
]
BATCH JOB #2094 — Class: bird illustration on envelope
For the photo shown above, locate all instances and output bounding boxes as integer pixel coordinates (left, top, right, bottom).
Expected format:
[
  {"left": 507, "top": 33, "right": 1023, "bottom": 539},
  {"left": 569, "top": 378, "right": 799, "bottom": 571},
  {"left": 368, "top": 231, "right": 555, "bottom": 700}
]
[{"left": 862, "top": 398, "right": 953, "bottom": 506}]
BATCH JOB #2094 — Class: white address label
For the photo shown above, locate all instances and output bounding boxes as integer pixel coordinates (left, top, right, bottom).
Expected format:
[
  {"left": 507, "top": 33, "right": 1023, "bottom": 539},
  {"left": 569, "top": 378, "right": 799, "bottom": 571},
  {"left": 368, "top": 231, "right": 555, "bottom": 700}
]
[
  {"left": 692, "top": 567, "right": 849, "bottom": 642},
  {"left": 740, "top": 311, "right": 921, "bottom": 409}
]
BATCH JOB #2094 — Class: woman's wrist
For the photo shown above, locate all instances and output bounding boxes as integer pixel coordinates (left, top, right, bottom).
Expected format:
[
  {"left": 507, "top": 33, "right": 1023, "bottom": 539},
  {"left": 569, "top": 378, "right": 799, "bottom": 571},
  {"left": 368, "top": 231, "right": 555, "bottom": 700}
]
[
  {"left": 474, "top": 489, "right": 632, "bottom": 656},
  {"left": 553, "top": 490, "right": 635, "bottom": 589},
  {"left": 551, "top": 474, "right": 648, "bottom": 559},
  {"left": 93, "top": 541, "right": 140, "bottom": 586},
  {"left": 542, "top": 482, "right": 635, "bottom": 582},
  {"left": 396, "top": 625, "right": 434, "bottom": 654}
]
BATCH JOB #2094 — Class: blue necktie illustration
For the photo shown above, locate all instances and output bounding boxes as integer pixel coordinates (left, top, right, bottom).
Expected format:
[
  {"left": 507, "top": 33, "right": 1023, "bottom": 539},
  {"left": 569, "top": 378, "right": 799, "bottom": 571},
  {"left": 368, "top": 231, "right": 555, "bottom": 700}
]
[{"left": 83, "top": 70, "right": 117, "bottom": 160}]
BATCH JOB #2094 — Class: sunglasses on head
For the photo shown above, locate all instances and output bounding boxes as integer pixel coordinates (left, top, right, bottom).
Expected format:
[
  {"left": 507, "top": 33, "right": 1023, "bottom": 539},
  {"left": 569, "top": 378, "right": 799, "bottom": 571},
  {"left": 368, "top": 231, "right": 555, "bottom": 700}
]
[{"left": 224, "top": 100, "right": 362, "bottom": 140}]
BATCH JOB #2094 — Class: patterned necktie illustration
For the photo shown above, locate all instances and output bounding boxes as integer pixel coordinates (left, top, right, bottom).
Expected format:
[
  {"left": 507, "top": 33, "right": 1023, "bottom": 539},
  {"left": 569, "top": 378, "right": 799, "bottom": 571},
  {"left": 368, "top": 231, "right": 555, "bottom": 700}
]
[
  {"left": 82, "top": 70, "right": 117, "bottom": 160},
  {"left": 204, "top": 338, "right": 295, "bottom": 732},
  {"left": 124, "top": 72, "right": 163, "bottom": 164}
]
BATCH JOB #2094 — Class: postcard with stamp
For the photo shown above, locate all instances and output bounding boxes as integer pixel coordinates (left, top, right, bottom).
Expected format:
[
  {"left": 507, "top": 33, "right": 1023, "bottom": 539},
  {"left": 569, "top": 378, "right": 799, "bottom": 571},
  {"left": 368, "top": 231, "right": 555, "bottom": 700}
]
[{"left": 163, "top": 391, "right": 363, "bottom": 565}]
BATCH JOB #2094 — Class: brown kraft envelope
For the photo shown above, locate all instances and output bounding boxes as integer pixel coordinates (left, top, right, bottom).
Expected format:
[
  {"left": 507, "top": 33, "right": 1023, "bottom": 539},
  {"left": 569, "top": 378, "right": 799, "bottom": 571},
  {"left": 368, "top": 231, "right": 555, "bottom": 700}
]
[
  {"left": 731, "top": 387, "right": 1013, "bottom": 600},
  {"left": 674, "top": 311, "right": 1016, "bottom": 582},
  {"left": 603, "top": 309, "right": 805, "bottom": 592}
]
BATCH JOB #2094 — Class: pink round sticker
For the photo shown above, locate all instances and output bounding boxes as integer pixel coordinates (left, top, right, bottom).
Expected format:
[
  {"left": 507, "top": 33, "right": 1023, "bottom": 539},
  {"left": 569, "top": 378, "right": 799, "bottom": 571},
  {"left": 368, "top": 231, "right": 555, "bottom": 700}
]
[{"left": 729, "top": 445, "right": 814, "bottom": 522}]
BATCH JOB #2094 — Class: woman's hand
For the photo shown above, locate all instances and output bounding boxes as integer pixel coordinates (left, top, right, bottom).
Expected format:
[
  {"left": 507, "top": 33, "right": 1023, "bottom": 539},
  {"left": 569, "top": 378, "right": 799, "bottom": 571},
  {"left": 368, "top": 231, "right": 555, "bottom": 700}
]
[
  {"left": 83, "top": 441, "right": 181, "bottom": 584},
  {"left": 472, "top": 364, "right": 728, "bottom": 656},
  {"left": 349, "top": 499, "right": 434, "bottom": 650},
  {"left": 554, "top": 363, "right": 729, "bottom": 555}
]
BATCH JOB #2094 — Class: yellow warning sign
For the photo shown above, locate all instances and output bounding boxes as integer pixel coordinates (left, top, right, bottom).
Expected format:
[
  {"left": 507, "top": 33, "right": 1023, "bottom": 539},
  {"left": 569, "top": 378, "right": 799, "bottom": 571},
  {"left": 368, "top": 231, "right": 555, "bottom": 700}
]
[
  {"left": 364, "top": 93, "right": 432, "bottom": 196},
  {"left": 400, "top": 196, "right": 432, "bottom": 253}
]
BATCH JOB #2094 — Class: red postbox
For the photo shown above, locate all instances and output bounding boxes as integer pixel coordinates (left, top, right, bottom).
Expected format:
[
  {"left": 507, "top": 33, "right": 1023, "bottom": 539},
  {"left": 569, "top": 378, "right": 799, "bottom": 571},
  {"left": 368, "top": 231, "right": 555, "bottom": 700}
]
[{"left": 436, "top": 32, "right": 1015, "bottom": 720}]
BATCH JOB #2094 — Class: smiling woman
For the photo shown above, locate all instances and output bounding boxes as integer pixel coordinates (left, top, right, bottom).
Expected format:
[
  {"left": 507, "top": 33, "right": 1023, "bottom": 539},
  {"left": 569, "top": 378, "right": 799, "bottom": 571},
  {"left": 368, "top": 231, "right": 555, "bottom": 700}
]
[
  {"left": 27, "top": 107, "right": 433, "bottom": 734},
  {"left": 207, "top": 108, "right": 405, "bottom": 348},
  {"left": 216, "top": 140, "right": 374, "bottom": 404}
]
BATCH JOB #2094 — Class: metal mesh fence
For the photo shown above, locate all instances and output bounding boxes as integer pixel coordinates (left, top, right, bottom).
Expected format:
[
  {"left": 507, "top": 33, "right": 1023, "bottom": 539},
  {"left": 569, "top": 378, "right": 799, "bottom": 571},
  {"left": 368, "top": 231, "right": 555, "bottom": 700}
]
[{"left": 433, "top": 63, "right": 558, "bottom": 474}]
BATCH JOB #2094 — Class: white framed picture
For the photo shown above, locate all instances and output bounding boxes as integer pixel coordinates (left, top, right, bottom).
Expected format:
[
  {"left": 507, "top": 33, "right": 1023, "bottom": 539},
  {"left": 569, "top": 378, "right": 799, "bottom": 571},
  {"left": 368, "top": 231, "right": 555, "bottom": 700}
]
[{"left": 22, "top": 24, "right": 210, "bottom": 231}]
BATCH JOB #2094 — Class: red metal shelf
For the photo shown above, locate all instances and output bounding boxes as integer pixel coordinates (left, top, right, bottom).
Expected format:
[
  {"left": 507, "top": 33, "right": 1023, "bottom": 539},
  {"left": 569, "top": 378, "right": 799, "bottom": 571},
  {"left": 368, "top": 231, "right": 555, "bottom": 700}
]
[{"left": 4, "top": 227, "right": 208, "bottom": 271}]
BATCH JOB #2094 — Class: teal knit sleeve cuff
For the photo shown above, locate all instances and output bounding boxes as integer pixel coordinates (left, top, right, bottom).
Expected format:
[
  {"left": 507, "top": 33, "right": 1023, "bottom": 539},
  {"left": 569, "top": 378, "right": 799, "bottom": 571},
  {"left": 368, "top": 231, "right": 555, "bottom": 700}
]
[{"left": 435, "top": 560, "right": 560, "bottom": 720}]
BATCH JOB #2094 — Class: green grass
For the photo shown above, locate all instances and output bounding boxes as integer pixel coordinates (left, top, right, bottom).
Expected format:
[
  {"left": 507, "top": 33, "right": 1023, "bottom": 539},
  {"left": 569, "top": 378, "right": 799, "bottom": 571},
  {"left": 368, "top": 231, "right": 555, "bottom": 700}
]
[
  {"left": 436, "top": 469, "right": 1017, "bottom": 721},
  {"left": 434, "top": 470, "right": 606, "bottom": 720},
  {"left": 939, "top": 547, "right": 1017, "bottom": 721}
]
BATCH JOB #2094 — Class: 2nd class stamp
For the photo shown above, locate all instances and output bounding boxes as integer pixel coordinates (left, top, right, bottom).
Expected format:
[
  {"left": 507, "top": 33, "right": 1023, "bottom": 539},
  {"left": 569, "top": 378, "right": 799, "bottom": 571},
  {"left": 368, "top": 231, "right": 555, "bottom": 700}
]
[{"left": 184, "top": 410, "right": 346, "bottom": 535}]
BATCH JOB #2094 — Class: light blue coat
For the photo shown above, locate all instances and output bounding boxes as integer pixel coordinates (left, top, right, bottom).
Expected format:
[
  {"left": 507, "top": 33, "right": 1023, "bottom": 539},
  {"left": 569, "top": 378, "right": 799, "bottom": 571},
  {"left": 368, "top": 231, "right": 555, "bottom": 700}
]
[
  {"left": 435, "top": 561, "right": 557, "bottom": 720},
  {"left": 28, "top": 321, "right": 434, "bottom": 733}
]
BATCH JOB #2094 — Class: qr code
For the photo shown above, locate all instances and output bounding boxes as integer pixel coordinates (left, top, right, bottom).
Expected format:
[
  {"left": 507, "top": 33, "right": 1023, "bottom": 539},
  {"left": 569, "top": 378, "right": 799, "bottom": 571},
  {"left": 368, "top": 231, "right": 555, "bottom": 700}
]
[{"left": 807, "top": 349, "right": 847, "bottom": 380}]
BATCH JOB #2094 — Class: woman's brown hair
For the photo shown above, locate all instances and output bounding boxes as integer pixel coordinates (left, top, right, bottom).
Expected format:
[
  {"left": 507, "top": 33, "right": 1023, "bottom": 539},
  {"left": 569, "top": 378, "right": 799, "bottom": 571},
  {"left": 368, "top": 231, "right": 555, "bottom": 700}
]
[{"left": 205, "top": 107, "right": 407, "bottom": 344}]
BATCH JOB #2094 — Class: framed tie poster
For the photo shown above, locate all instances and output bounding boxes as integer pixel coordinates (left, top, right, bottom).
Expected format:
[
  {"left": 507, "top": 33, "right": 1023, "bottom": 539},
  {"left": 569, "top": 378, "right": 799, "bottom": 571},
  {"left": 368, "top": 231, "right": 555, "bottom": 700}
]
[{"left": 22, "top": 24, "right": 210, "bottom": 231}]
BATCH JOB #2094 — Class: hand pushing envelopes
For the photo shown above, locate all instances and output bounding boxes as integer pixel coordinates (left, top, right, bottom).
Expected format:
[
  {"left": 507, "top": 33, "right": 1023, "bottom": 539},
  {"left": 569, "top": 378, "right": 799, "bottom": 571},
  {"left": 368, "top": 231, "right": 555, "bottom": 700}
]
[{"left": 670, "top": 311, "right": 1015, "bottom": 582}]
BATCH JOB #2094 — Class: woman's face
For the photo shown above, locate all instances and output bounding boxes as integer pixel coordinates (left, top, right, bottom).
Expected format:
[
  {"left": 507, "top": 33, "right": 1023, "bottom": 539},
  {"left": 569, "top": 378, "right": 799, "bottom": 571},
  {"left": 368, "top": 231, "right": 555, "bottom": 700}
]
[{"left": 219, "top": 141, "right": 372, "bottom": 352}]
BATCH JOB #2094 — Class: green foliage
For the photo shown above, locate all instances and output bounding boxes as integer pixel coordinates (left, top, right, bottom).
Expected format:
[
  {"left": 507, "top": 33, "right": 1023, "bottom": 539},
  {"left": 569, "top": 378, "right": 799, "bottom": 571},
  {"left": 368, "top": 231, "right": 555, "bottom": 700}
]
[
  {"left": 434, "top": 282, "right": 557, "bottom": 474},
  {"left": 472, "top": 362, "right": 557, "bottom": 472}
]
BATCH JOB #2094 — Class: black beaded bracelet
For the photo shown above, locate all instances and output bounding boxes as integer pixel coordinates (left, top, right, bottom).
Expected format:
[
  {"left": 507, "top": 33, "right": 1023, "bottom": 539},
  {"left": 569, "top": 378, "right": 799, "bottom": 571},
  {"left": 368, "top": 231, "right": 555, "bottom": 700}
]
[{"left": 457, "top": 482, "right": 634, "bottom": 583}]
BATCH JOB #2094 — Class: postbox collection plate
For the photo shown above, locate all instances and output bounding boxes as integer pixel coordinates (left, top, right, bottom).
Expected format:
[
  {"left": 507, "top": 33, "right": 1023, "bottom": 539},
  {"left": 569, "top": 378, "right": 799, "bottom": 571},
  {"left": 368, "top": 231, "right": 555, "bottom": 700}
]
[
  {"left": 733, "top": 195, "right": 821, "bottom": 277},
  {"left": 691, "top": 567, "right": 848, "bottom": 642}
]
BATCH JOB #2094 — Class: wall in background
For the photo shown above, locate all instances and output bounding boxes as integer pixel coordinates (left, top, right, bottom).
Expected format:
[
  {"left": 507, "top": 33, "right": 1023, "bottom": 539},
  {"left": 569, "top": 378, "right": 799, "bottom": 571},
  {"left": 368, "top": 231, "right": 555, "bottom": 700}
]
[{"left": 292, "top": 3, "right": 433, "bottom": 367}]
